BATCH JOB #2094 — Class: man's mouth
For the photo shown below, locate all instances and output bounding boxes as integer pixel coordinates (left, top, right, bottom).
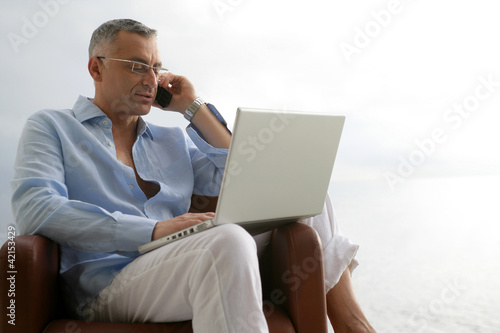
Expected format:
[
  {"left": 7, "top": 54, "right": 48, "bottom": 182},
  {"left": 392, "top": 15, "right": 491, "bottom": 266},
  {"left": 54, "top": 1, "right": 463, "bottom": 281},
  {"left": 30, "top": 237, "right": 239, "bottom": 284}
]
[{"left": 135, "top": 92, "right": 154, "bottom": 102}]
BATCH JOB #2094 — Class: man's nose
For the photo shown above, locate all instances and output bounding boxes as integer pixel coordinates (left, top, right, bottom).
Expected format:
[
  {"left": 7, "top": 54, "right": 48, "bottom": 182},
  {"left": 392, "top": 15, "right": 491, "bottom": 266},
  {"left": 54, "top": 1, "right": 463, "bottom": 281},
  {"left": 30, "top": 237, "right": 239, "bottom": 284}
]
[{"left": 142, "top": 68, "right": 158, "bottom": 88}]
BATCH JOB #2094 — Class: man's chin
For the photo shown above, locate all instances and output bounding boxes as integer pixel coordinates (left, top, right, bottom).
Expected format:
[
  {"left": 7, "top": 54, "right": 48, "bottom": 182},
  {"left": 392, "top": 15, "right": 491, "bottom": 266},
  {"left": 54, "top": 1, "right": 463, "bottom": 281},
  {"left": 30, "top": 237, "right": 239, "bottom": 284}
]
[
  {"left": 109, "top": 97, "right": 153, "bottom": 117},
  {"left": 132, "top": 97, "right": 154, "bottom": 114},
  {"left": 136, "top": 105, "right": 152, "bottom": 116}
]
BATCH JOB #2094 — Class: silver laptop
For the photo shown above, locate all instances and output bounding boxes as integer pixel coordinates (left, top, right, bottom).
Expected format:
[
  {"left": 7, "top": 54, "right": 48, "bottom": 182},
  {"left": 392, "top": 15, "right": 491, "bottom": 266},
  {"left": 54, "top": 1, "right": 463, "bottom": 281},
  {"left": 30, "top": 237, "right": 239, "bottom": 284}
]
[{"left": 138, "top": 107, "right": 345, "bottom": 254}]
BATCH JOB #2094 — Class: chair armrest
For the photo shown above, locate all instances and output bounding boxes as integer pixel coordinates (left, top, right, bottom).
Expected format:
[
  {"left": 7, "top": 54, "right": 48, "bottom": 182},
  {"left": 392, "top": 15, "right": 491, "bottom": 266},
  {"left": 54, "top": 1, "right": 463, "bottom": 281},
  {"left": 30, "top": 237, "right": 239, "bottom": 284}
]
[
  {"left": 1, "top": 235, "right": 61, "bottom": 333},
  {"left": 271, "top": 223, "right": 328, "bottom": 333}
]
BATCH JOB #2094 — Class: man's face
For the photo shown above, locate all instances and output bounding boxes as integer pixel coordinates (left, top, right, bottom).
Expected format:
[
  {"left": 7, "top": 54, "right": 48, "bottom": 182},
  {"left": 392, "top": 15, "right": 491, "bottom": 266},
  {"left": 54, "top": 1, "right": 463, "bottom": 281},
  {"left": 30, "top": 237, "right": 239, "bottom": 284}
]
[{"left": 98, "top": 30, "right": 161, "bottom": 118}]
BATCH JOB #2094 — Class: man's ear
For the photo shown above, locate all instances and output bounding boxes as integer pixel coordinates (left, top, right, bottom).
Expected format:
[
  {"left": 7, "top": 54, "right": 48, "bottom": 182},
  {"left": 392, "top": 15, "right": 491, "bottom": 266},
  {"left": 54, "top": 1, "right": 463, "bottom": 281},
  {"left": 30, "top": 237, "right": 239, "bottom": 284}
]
[{"left": 88, "top": 56, "right": 103, "bottom": 82}]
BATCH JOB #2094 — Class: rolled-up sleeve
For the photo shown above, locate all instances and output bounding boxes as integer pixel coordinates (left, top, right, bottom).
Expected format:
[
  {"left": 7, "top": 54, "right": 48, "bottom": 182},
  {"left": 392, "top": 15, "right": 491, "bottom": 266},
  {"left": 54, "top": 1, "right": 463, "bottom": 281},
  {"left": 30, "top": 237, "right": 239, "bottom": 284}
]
[{"left": 185, "top": 103, "right": 229, "bottom": 196}]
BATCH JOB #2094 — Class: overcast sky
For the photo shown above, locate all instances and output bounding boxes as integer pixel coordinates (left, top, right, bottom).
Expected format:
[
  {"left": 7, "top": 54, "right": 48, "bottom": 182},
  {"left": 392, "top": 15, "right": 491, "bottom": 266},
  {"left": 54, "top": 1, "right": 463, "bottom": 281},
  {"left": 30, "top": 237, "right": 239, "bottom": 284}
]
[{"left": 1, "top": 0, "right": 500, "bottom": 239}]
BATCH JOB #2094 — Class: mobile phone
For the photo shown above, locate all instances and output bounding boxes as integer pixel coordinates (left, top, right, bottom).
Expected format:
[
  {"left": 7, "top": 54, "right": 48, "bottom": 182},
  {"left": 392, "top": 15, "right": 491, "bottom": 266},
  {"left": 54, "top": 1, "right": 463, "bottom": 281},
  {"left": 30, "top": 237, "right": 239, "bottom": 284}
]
[{"left": 155, "top": 86, "right": 172, "bottom": 108}]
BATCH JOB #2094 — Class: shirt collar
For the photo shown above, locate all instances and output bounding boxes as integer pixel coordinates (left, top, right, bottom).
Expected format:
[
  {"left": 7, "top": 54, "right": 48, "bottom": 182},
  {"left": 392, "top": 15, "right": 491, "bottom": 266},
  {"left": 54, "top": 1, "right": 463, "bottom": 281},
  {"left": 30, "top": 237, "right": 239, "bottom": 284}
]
[
  {"left": 73, "top": 95, "right": 106, "bottom": 123},
  {"left": 137, "top": 117, "right": 154, "bottom": 140},
  {"left": 73, "top": 95, "right": 154, "bottom": 140}
]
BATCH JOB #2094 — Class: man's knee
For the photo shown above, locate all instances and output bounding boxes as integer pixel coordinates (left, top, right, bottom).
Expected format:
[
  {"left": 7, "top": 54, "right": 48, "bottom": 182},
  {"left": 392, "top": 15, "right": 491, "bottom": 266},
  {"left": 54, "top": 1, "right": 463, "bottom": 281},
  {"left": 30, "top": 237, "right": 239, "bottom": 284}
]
[{"left": 209, "top": 224, "right": 258, "bottom": 262}]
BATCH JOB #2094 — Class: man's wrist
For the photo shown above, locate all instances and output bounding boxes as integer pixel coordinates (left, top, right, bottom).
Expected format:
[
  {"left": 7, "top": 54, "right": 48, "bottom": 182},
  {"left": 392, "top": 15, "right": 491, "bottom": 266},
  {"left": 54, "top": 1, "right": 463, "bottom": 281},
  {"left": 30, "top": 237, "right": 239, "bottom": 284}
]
[{"left": 184, "top": 97, "right": 205, "bottom": 121}]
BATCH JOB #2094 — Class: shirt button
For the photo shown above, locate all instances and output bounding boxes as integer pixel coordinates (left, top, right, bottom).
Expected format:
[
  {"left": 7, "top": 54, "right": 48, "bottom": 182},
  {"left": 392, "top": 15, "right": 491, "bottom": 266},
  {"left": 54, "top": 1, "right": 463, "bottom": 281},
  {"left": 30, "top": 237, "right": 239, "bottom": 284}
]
[
  {"left": 129, "top": 184, "right": 134, "bottom": 189},
  {"left": 108, "top": 142, "right": 114, "bottom": 147},
  {"left": 103, "top": 120, "right": 108, "bottom": 126},
  {"left": 145, "top": 206, "right": 150, "bottom": 211}
]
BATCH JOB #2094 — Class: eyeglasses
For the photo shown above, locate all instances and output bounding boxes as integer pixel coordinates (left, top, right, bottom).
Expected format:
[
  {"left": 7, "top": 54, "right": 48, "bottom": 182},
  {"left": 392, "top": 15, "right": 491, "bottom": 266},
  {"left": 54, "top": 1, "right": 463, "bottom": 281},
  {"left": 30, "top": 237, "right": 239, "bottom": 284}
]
[{"left": 96, "top": 56, "right": 168, "bottom": 77}]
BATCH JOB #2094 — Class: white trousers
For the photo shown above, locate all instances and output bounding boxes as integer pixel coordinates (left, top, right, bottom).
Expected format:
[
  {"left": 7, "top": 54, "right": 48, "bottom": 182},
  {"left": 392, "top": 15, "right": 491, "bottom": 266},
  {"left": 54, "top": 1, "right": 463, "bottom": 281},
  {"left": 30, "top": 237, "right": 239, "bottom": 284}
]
[
  {"left": 301, "top": 193, "right": 359, "bottom": 291},
  {"left": 86, "top": 194, "right": 358, "bottom": 333}
]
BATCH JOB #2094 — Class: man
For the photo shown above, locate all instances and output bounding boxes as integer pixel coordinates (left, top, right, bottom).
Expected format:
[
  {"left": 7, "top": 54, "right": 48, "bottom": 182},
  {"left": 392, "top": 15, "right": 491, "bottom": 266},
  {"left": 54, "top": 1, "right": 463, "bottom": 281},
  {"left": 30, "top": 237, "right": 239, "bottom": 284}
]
[
  {"left": 12, "top": 18, "right": 266, "bottom": 332},
  {"left": 12, "top": 19, "right": 375, "bottom": 333}
]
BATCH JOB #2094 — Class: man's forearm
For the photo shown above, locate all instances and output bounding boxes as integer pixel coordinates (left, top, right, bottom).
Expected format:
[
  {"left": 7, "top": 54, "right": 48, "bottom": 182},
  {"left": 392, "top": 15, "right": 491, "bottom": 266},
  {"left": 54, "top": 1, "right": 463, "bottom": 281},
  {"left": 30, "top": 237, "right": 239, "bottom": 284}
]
[{"left": 190, "top": 104, "right": 231, "bottom": 149}]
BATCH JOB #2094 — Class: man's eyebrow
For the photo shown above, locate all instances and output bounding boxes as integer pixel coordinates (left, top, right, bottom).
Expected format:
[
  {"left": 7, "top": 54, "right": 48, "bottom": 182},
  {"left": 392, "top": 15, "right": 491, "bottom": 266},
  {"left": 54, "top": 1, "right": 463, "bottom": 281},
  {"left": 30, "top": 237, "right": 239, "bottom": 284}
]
[{"left": 129, "top": 57, "right": 162, "bottom": 67}]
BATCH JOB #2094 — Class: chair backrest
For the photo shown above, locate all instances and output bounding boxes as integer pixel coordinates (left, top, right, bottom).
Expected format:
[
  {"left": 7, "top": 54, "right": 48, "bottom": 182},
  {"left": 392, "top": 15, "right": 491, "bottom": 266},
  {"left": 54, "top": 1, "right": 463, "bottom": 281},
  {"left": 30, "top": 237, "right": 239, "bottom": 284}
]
[{"left": 189, "top": 195, "right": 218, "bottom": 213}]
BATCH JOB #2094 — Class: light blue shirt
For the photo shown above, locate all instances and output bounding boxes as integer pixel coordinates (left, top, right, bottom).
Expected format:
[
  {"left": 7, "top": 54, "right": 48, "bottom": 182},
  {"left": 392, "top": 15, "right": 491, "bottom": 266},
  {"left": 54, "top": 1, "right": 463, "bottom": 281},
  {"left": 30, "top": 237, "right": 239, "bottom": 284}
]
[{"left": 11, "top": 95, "right": 228, "bottom": 313}]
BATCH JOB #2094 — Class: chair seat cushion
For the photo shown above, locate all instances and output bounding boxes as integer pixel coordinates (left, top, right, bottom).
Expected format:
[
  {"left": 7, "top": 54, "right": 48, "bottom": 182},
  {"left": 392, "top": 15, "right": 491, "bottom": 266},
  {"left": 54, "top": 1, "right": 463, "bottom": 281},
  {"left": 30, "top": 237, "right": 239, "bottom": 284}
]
[
  {"left": 42, "top": 305, "right": 295, "bottom": 333},
  {"left": 43, "top": 320, "right": 192, "bottom": 333}
]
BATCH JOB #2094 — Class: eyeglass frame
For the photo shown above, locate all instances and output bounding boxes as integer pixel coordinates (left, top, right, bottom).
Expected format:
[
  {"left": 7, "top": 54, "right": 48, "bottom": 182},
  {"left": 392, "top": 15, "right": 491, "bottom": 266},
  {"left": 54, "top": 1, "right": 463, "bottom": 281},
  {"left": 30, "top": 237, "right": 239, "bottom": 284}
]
[{"left": 96, "top": 56, "right": 169, "bottom": 77}]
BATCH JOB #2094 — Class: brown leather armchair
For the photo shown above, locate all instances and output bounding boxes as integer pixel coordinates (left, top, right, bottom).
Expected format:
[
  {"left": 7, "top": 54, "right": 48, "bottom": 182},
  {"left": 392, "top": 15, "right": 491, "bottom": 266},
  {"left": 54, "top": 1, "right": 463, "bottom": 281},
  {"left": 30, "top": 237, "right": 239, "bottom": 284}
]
[{"left": 1, "top": 197, "right": 327, "bottom": 333}]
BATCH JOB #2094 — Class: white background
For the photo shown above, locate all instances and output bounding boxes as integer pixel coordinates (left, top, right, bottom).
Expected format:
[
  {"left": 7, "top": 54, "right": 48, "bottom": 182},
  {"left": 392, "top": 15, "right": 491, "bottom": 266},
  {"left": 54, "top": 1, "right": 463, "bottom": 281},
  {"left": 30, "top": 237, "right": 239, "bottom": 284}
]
[{"left": 1, "top": 1, "right": 500, "bottom": 331}]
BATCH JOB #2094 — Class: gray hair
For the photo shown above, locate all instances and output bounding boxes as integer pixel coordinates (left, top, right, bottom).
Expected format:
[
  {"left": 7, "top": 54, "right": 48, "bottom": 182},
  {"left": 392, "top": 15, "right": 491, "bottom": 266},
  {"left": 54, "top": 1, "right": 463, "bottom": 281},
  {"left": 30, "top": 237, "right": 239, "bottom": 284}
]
[{"left": 88, "top": 19, "right": 157, "bottom": 58}]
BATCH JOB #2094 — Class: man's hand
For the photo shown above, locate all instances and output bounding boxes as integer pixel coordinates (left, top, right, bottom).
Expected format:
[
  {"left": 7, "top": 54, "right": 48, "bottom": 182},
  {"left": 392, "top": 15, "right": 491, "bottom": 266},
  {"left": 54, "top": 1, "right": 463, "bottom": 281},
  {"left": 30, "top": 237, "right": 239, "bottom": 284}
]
[
  {"left": 153, "top": 72, "right": 197, "bottom": 113},
  {"left": 154, "top": 72, "right": 231, "bottom": 149},
  {"left": 152, "top": 212, "right": 215, "bottom": 241}
]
